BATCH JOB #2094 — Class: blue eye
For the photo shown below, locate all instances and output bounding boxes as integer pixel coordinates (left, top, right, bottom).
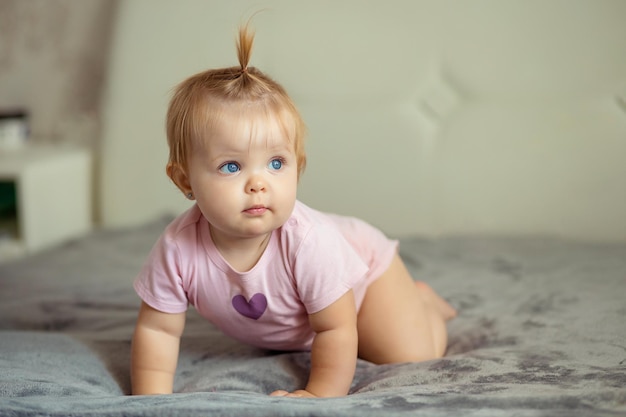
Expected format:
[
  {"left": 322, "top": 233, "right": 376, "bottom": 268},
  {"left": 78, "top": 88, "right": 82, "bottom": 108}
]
[
  {"left": 269, "top": 159, "right": 283, "bottom": 170},
  {"left": 219, "top": 162, "right": 240, "bottom": 174}
]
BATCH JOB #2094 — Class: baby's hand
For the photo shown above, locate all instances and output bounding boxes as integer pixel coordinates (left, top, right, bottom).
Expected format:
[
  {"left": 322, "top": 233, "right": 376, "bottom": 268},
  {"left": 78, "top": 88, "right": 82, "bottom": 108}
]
[{"left": 270, "top": 389, "right": 317, "bottom": 398}]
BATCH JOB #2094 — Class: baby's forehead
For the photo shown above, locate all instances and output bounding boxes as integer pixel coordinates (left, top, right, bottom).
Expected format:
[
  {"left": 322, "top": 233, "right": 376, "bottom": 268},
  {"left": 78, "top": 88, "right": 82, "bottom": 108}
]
[
  {"left": 190, "top": 126, "right": 291, "bottom": 165},
  {"left": 203, "top": 109, "right": 295, "bottom": 147}
]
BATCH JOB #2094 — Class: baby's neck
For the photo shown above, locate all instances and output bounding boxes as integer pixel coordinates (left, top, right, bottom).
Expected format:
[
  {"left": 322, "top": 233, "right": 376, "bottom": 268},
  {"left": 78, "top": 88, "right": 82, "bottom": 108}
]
[{"left": 210, "top": 228, "right": 272, "bottom": 272}]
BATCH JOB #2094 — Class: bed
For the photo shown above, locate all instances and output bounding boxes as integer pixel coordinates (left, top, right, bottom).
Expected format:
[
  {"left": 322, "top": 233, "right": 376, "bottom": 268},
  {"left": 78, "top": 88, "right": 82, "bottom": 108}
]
[{"left": 1, "top": 216, "right": 624, "bottom": 416}]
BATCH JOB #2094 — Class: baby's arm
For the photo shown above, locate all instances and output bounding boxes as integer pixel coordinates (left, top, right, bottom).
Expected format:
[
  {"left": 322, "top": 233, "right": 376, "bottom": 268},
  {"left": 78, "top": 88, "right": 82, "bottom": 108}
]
[
  {"left": 131, "top": 301, "right": 186, "bottom": 395},
  {"left": 271, "top": 290, "right": 358, "bottom": 398}
]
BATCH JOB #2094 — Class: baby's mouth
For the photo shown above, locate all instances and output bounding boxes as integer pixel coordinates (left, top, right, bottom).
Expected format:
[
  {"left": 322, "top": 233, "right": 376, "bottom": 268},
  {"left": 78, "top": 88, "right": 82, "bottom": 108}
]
[{"left": 244, "top": 205, "right": 267, "bottom": 215}]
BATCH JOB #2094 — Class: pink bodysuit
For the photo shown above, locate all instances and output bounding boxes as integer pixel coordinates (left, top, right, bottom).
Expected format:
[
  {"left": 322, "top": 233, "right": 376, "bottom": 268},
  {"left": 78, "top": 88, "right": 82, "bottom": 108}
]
[{"left": 134, "top": 200, "right": 398, "bottom": 351}]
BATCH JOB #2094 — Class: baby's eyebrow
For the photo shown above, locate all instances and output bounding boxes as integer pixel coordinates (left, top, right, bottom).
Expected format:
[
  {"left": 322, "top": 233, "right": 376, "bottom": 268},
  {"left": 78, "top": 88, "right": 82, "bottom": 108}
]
[
  {"left": 206, "top": 136, "right": 293, "bottom": 163},
  {"left": 209, "top": 152, "right": 240, "bottom": 164},
  {"left": 264, "top": 139, "right": 294, "bottom": 152}
]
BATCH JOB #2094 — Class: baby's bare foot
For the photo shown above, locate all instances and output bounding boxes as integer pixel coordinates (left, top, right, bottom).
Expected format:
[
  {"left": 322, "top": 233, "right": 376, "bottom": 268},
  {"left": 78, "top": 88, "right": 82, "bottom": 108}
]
[{"left": 415, "top": 281, "right": 457, "bottom": 320}]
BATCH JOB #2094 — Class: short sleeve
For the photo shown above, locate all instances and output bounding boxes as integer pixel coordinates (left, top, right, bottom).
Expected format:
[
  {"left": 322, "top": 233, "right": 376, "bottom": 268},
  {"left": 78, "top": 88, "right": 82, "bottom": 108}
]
[
  {"left": 133, "top": 233, "right": 189, "bottom": 314},
  {"left": 291, "top": 222, "right": 369, "bottom": 314}
]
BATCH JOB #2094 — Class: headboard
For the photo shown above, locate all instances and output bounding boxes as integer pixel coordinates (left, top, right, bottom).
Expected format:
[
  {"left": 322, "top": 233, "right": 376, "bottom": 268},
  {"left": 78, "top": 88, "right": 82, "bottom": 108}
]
[{"left": 99, "top": 0, "right": 626, "bottom": 241}]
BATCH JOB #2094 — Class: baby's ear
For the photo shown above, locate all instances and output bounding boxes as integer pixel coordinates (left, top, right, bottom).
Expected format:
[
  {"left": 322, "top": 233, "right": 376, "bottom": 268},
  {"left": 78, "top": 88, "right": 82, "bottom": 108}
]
[{"left": 166, "top": 162, "right": 192, "bottom": 195}]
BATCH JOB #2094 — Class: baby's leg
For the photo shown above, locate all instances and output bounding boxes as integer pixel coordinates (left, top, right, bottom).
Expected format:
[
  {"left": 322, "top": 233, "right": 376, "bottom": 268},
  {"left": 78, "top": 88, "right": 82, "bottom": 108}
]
[{"left": 356, "top": 254, "right": 456, "bottom": 364}]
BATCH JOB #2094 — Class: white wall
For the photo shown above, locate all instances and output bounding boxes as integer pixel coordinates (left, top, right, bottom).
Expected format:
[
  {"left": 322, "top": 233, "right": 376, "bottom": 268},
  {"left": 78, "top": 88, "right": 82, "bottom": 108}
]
[{"left": 100, "top": 0, "right": 626, "bottom": 241}]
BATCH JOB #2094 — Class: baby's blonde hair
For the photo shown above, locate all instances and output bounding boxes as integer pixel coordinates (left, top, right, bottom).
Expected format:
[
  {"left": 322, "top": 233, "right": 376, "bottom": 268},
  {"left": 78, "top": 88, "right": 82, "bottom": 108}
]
[{"left": 165, "top": 22, "right": 307, "bottom": 180}]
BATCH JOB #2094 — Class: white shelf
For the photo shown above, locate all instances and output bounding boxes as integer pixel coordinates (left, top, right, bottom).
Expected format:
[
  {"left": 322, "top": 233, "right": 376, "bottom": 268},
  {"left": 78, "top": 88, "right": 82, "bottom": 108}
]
[{"left": 0, "top": 144, "right": 92, "bottom": 262}]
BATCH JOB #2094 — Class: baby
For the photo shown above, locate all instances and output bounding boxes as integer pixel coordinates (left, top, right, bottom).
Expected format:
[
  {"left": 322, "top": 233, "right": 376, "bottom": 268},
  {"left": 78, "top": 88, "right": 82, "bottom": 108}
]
[{"left": 131, "top": 23, "right": 456, "bottom": 398}]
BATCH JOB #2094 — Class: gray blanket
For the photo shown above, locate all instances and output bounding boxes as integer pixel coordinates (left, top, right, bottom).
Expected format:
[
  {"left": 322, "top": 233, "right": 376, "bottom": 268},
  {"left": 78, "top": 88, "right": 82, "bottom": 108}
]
[{"left": 1, "top": 217, "right": 625, "bottom": 416}]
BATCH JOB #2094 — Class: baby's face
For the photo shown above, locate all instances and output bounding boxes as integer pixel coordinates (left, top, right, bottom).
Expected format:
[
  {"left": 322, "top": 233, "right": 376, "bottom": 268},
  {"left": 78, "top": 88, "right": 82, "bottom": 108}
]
[{"left": 186, "top": 113, "right": 298, "bottom": 244}]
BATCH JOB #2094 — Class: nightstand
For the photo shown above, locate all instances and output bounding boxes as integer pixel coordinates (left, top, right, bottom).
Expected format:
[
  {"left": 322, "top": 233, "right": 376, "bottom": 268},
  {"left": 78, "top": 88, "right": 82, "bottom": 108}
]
[{"left": 0, "top": 144, "right": 92, "bottom": 262}]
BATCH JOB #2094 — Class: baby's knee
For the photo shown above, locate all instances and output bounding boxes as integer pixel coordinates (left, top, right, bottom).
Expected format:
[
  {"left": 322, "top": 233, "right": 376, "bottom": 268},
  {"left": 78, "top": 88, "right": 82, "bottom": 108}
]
[
  {"left": 360, "top": 337, "right": 444, "bottom": 365},
  {"left": 383, "top": 350, "right": 442, "bottom": 365}
]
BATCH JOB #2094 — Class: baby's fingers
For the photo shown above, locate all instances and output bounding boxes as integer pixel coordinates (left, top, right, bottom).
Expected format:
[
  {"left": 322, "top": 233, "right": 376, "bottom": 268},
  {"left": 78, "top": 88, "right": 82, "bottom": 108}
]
[{"left": 269, "top": 389, "right": 316, "bottom": 398}]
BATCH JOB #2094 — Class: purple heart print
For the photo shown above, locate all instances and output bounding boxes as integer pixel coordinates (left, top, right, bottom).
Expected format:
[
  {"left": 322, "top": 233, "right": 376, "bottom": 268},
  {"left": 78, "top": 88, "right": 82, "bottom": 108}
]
[{"left": 231, "top": 293, "right": 267, "bottom": 320}]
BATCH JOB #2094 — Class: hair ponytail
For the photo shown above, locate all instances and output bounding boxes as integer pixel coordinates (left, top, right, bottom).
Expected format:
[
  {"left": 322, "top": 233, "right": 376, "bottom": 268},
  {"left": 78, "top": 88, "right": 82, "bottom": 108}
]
[{"left": 237, "top": 21, "right": 254, "bottom": 74}]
